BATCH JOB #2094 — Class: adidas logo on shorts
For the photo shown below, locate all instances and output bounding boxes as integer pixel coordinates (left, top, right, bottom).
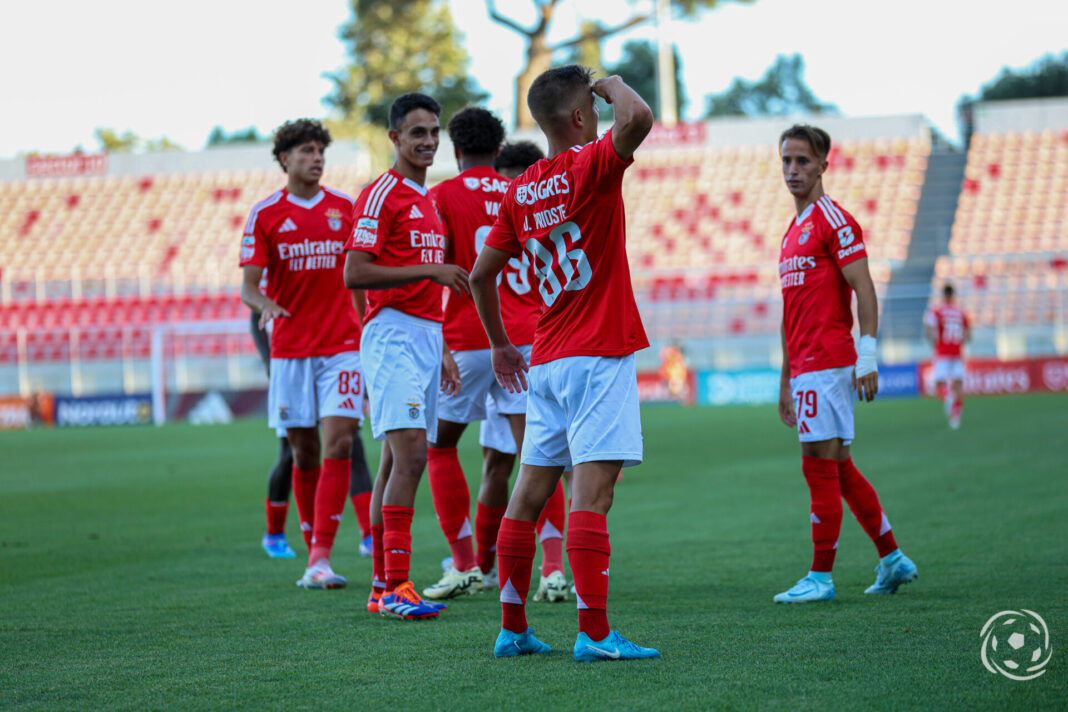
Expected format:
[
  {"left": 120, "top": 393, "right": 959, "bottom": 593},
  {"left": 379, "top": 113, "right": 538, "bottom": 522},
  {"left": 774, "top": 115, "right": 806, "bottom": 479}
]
[{"left": 339, "top": 397, "right": 356, "bottom": 410}]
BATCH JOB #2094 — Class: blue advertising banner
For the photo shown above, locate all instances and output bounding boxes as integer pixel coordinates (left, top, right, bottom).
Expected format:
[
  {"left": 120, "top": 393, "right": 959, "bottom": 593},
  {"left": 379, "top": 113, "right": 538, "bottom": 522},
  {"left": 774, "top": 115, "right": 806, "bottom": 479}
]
[
  {"left": 697, "top": 369, "right": 780, "bottom": 406},
  {"left": 54, "top": 394, "right": 153, "bottom": 427},
  {"left": 877, "top": 363, "right": 919, "bottom": 398}
]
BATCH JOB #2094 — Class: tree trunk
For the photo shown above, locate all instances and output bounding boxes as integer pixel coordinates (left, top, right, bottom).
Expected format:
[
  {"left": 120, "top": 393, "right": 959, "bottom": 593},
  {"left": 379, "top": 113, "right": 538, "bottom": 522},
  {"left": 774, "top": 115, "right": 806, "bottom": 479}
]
[{"left": 515, "top": 35, "right": 553, "bottom": 130}]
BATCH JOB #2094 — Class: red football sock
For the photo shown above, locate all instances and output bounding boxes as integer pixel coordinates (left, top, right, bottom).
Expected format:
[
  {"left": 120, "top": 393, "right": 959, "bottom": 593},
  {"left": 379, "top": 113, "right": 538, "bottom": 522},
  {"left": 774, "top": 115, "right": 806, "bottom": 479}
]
[
  {"left": 371, "top": 524, "right": 385, "bottom": 593},
  {"left": 497, "top": 518, "right": 536, "bottom": 634},
  {"left": 567, "top": 510, "right": 611, "bottom": 641},
  {"left": 936, "top": 382, "right": 948, "bottom": 401},
  {"left": 838, "top": 458, "right": 898, "bottom": 557},
  {"left": 291, "top": 465, "right": 320, "bottom": 552},
  {"left": 427, "top": 447, "right": 476, "bottom": 571},
  {"left": 309, "top": 458, "right": 349, "bottom": 565},
  {"left": 802, "top": 456, "right": 843, "bottom": 572},
  {"left": 950, "top": 398, "right": 963, "bottom": 420},
  {"left": 350, "top": 491, "right": 372, "bottom": 538},
  {"left": 475, "top": 502, "right": 507, "bottom": 574},
  {"left": 264, "top": 498, "right": 288, "bottom": 536},
  {"left": 382, "top": 505, "right": 414, "bottom": 592},
  {"left": 536, "top": 480, "right": 566, "bottom": 577}
]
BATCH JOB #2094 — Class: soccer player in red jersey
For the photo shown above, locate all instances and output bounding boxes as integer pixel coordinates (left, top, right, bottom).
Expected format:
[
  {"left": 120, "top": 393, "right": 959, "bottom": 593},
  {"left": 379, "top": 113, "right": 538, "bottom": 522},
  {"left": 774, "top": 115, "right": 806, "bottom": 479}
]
[
  {"left": 239, "top": 119, "right": 365, "bottom": 589},
  {"left": 774, "top": 124, "right": 918, "bottom": 603},
  {"left": 471, "top": 66, "right": 660, "bottom": 661},
  {"left": 343, "top": 93, "right": 468, "bottom": 620},
  {"left": 420, "top": 109, "right": 568, "bottom": 603},
  {"left": 924, "top": 283, "right": 970, "bottom": 429}
]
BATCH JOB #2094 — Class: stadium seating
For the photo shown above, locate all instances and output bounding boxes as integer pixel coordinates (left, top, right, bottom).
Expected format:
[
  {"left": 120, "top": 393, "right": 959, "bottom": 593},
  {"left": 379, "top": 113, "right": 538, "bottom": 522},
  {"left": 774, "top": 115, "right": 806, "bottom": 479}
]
[
  {"left": 626, "top": 133, "right": 929, "bottom": 339},
  {"left": 933, "top": 129, "right": 1068, "bottom": 326}
]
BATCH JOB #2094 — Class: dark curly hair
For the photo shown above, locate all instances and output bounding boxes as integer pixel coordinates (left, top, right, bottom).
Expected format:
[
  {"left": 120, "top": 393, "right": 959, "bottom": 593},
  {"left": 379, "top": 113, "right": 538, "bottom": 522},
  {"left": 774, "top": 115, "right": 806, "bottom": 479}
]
[
  {"left": 494, "top": 141, "right": 544, "bottom": 176},
  {"left": 272, "top": 119, "right": 331, "bottom": 172},
  {"left": 389, "top": 93, "right": 442, "bottom": 131},
  {"left": 446, "top": 107, "right": 505, "bottom": 157}
]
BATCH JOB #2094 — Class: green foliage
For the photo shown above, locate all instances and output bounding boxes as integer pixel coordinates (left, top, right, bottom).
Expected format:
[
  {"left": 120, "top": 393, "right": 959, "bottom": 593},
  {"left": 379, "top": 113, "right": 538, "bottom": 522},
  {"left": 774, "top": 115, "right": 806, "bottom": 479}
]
[
  {"left": 704, "top": 54, "right": 836, "bottom": 118},
  {"left": 605, "top": 40, "right": 687, "bottom": 120},
  {"left": 2, "top": 396, "right": 1066, "bottom": 709},
  {"left": 206, "top": 126, "right": 263, "bottom": 147},
  {"left": 95, "top": 128, "right": 182, "bottom": 153},
  {"left": 957, "top": 52, "right": 1068, "bottom": 145},
  {"left": 326, "top": 0, "right": 487, "bottom": 128}
]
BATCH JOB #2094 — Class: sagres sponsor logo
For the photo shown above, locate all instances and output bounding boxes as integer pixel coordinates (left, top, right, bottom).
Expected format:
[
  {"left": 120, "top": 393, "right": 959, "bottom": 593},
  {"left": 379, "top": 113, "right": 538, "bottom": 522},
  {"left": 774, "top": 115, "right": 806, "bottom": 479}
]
[
  {"left": 980, "top": 609, "right": 1052, "bottom": 680},
  {"left": 514, "top": 173, "right": 570, "bottom": 206}
]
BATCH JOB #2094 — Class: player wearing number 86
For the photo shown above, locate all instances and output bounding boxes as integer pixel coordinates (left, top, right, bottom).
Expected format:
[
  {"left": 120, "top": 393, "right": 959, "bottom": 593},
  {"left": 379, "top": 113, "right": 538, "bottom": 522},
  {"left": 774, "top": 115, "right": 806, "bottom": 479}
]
[
  {"left": 774, "top": 124, "right": 917, "bottom": 604},
  {"left": 471, "top": 66, "right": 659, "bottom": 661}
]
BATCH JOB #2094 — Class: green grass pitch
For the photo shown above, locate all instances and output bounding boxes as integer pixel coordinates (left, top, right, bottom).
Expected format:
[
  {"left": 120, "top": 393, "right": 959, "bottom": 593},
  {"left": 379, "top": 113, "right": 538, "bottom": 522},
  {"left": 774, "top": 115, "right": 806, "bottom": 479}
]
[{"left": 2, "top": 394, "right": 1066, "bottom": 710}]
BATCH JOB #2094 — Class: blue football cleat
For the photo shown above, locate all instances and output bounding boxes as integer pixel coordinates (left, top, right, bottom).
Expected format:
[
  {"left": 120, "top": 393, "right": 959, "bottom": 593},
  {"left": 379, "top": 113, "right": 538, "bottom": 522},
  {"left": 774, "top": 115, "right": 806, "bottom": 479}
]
[
  {"left": 773, "top": 574, "right": 836, "bottom": 603},
  {"left": 261, "top": 533, "right": 296, "bottom": 559},
  {"left": 865, "top": 551, "right": 918, "bottom": 594},
  {"left": 378, "top": 582, "right": 441, "bottom": 620},
  {"left": 494, "top": 628, "right": 552, "bottom": 658},
  {"left": 573, "top": 631, "right": 660, "bottom": 662},
  {"left": 359, "top": 534, "right": 373, "bottom": 558}
]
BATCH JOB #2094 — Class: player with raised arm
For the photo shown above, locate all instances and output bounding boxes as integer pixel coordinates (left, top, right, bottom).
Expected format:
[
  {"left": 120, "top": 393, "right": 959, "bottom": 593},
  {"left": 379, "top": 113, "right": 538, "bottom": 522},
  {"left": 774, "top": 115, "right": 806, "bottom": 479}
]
[
  {"left": 420, "top": 110, "right": 568, "bottom": 603},
  {"left": 924, "top": 283, "right": 970, "bottom": 429},
  {"left": 774, "top": 124, "right": 918, "bottom": 604},
  {"left": 471, "top": 66, "right": 660, "bottom": 662},
  {"left": 239, "top": 119, "right": 365, "bottom": 589},
  {"left": 343, "top": 93, "right": 467, "bottom": 620}
]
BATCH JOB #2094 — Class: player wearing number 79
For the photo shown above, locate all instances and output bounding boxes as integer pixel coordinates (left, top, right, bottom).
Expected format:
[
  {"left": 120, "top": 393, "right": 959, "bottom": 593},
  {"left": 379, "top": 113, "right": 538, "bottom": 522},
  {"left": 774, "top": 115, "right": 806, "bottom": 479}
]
[
  {"left": 471, "top": 66, "right": 659, "bottom": 662},
  {"left": 775, "top": 124, "right": 918, "bottom": 603}
]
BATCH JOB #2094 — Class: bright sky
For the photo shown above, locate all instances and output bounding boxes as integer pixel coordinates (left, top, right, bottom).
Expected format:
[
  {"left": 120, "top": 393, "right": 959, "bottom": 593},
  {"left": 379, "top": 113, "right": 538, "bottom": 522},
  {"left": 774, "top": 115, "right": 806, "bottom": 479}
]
[{"left": 0, "top": 0, "right": 1064, "bottom": 159}]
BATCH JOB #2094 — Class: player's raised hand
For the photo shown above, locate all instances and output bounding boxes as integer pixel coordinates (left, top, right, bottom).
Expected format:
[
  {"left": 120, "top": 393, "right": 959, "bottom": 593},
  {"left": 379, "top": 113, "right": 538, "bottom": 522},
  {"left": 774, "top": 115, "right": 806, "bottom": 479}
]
[
  {"left": 258, "top": 301, "right": 291, "bottom": 330},
  {"left": 440, "top": 348, "right": 461, "bottom": 396},
  {"left": 491, "top": 344, "right": 529, "bottom": 394},
  {"left": 430, "top": 264, "right": 471, "bottom": 296},
  {"left": 778, "top": 382, "right": 797, "bottom": 428},
  {"left": 591, "top": 75, "right": 623, "bottom": 103}
]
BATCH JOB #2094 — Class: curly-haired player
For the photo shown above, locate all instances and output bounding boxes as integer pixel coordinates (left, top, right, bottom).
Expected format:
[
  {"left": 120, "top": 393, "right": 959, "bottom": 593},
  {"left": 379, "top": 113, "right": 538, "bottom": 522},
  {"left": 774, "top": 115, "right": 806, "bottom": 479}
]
[{"left": 240, "top": 119, "right": 368, "bottom": 588}]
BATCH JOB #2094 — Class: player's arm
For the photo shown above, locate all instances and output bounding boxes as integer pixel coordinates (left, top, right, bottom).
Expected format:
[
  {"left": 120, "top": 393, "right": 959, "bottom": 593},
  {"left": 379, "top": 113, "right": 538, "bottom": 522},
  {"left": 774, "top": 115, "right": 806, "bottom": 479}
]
[
  {"left": 343, "top": 251, "right": 470, "bottom": 294},
  {"left": 591, "top": 75, "right": 654, "bottom": 161},
  {"left": 471, "top": 244, "right": 528, "bottom": 393},
  {"left": 778, "top": 321, "right": 797, "bottom": 427},
  {"left": 925, "top": 323, "right": 937, "bottom": 344},
  {"left": 441, "top": 342, "right": 460, "bottom": 396},
  {"left": 350, "top": 289, "right": 366, "bottom": 323},
  {"left": 842, "top": 258, "right": 879, "bottom": 402},
  {"left": 241, "top": 265, "right": 290, "bottom": 329}
]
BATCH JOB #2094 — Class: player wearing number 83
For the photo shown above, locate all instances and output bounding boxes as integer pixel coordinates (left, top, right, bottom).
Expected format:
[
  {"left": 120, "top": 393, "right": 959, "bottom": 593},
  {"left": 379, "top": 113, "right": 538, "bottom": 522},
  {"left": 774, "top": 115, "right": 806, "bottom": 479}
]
[
  {"left": 774, "top": 124, "right": 917, "bottom": 604},
  {"left": 471, "top": 66, "right": 658, "bottom": 662}
]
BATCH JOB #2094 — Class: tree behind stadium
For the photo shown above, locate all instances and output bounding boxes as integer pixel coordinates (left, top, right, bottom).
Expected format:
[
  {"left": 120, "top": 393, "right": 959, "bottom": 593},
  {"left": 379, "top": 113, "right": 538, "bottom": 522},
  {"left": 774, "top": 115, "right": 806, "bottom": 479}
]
[
  {"left": 326, "top": 0, "right": 487, "bottom": 129},
  {"left": 487, "top": 0, "right": 751, "bottom": 130}
]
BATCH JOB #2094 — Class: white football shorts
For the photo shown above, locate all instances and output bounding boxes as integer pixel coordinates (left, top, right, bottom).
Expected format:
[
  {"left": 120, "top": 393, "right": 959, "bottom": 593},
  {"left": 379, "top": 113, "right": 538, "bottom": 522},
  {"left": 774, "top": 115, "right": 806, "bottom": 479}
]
[
  {"left": 439, "top": 345, "right": 531, "bottom": 424},
  {"left": 479, "top": 395, "right": 519, "bottom": 455},
  {"left": 360, "top": 308, "right": 443, "bottom": 442},
  {"left": 522, "top": 354, "right": 643, "bottom": 469},
  {"left": 932, "top": 357, "right": 966, "bottom": 383},
  {"left": 789, "top": 365, "right": 855, "bottom": 445},
  {"left": 268, "top": 351, "right": 364, "bottom": 429}
]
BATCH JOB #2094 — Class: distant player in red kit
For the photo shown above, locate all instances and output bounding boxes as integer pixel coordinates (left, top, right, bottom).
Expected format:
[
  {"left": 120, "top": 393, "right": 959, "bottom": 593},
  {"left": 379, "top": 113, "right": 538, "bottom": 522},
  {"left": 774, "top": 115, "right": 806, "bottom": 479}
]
[
  {"left": 924, "top": 283, "right": 970, "bottom": 429},
  {"left": 471, "top": 66, "right": 660, "bottom": 661},
  {"left": 774, "top": 124, "right": 918, "bottom": 603},
  {"left": 344, "top": 93, "right": 468, "bottom": 620},
  {"left": 420, "top": 109, "right": 568, "bottom": 604},
  {"left": 239, "top": 119, "right": 365, "bottom": 589}
]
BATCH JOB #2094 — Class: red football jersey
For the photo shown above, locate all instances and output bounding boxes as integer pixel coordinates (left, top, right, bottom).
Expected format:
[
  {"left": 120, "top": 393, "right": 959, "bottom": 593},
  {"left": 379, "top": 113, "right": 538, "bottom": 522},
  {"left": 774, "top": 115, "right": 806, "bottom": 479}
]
[
  {"left": 484, "top": 130, "right": 648, "bottom": 365},
  {"left": 924, "top": 302, "right": 969, "bottom": 357},
  {"left": 239, "top": 187, "right": 361, "bottom": 359},
  {"left": 779, "top": 195, "right": 867, "bottom": 377},
  {"left": 431, "top": 166, "right": 539, "bottom": 351},
  {"left": 345, "top": 169, "right": 447, "bottom": 324}
]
